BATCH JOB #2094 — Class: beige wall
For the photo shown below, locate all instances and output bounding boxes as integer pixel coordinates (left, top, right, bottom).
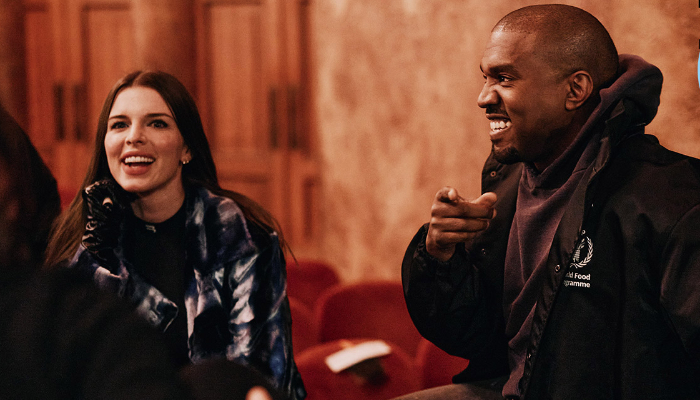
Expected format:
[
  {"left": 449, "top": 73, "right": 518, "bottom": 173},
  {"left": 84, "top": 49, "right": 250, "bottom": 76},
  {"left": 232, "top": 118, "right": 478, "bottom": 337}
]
[{"left": 311, "top": 0, "right": 700, "bottom": 281}]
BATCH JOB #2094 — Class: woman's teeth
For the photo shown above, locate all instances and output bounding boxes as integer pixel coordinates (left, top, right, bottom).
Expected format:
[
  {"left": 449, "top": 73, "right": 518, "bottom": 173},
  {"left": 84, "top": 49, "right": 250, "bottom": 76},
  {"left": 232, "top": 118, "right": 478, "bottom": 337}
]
[
  {"left": 490, "top": 120, "right": 511, "bottom": 131},
  {"left": 124, "top": 156, "right": 155, "bottom": 164}
]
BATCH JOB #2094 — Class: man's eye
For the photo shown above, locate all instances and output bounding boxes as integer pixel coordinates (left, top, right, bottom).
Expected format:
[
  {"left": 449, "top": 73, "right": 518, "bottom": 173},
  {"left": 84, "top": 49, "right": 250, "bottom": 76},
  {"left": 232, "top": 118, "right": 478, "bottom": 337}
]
[{"left": 498, "top": 75, "right": 512, "bottom": 83}]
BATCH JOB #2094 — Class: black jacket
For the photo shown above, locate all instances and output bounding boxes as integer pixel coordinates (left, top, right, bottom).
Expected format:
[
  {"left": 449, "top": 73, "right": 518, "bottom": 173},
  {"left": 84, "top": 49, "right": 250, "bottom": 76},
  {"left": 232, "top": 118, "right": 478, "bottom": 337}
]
[{"left": 402, "top": 56, "right": 700, "bottom": 399}]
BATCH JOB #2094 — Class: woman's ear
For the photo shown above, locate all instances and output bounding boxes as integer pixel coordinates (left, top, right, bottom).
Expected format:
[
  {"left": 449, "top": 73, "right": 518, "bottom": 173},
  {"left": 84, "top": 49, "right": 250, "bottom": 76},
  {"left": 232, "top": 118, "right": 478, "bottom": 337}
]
[
  {"left": 565, "top": 71, "right": 594, "bottom": 111},
  {"left": 181, "top": 146, "right": 192, "bottom": 165}
]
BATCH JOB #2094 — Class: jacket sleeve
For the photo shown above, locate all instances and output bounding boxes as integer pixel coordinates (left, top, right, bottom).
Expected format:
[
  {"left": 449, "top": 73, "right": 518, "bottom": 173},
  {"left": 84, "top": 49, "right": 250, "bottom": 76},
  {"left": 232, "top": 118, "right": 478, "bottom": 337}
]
[
  {"left": 401, "top": 223, "right": 502, "bottom": 361},
  {"left": 226, "top": 233, "right": 306, "bottom": 400},
  {"left": 659, "top": 203, "right": 700, "bottom": 370},
  {"left": 70, "top": 245, "right": 181, "bottom": 333}
]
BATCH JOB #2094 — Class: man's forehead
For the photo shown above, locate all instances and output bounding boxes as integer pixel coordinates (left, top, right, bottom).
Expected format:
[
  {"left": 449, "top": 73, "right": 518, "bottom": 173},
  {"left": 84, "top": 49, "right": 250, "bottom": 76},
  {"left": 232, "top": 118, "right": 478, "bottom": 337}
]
[{"left": 480, "top": 30, "right": 539, "bottom": 71}]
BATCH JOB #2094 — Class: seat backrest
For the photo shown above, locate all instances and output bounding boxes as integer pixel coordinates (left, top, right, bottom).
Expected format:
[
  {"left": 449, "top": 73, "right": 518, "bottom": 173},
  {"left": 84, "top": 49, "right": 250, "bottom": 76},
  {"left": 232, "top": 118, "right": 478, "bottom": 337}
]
[
  {"left": 295, "top": 339, "right": 422, "bottom": 400},
  {"left": 415, "top": 337, "right": 470, "bottom": 389},
  {"left": 288, "top": 297, "right": 316, "bottom": 355},
  {"left": 286, "top": 260, "right": 340, "bottom": 310},
  {"left": 315, "top": 280, "right": 423, "bottom": 358}
]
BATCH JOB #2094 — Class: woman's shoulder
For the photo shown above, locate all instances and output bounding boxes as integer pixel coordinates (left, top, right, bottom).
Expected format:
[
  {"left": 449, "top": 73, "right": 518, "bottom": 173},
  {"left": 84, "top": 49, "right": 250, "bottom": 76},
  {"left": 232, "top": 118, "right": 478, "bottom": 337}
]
[{"left": 187, "top": 186, "right": 279, "bottom": 251}]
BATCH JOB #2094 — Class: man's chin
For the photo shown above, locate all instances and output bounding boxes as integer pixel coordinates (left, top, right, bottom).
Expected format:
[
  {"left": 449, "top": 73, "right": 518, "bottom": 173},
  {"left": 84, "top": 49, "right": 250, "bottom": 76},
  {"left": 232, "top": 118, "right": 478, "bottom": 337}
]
[{"left": 492, "top": 145, "right": 522, "bottom": 165}]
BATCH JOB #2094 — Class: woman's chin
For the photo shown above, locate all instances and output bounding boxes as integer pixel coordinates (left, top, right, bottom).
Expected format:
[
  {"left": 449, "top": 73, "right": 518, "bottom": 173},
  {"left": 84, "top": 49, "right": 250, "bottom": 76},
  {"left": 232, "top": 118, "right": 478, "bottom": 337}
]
[{"left": 115, "top": 182, "right": 145, "bottom": 195}]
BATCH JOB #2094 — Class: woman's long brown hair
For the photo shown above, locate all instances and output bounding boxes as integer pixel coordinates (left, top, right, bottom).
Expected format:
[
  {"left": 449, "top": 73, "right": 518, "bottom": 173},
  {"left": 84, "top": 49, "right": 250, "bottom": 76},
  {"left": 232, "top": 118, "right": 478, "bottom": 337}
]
[{"left": 44, "top": 71, "right": 286, "bottom": 268}]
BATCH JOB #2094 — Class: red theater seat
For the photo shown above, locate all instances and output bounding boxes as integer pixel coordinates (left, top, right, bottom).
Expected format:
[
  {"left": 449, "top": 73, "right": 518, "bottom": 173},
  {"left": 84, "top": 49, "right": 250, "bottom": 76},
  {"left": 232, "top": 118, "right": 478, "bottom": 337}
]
[
  {"left": 415, "top": 337, "right": 470, "bottom": 389},
  {"left": 314, "top": 281, "right": 423, "bottom": 358},
  {"left": 286, "top": 260, "right": 340, "bottom": 310},
  {"left": 289, "top": 297, "right": 316, "bottom": 355},
  {"left": 296, "top": 339, "right": 421, "bottom": 400}
]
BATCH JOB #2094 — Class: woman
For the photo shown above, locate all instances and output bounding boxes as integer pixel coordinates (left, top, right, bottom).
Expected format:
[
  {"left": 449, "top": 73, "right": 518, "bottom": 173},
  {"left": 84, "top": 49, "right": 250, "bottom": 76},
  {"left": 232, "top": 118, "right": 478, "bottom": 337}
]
[
  {"left": 45, "top": 71, "right": 306, "bottom": 400},
  {"left": 0, "top": 102, "right": 193, "bottom": 399}
]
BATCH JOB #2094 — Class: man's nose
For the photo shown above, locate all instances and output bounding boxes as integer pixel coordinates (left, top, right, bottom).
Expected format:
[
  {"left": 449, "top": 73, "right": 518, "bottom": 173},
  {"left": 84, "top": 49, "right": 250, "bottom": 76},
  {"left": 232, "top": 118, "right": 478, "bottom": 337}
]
[{"left": 477, "top": 82, "right": 498, "bottom": 108}]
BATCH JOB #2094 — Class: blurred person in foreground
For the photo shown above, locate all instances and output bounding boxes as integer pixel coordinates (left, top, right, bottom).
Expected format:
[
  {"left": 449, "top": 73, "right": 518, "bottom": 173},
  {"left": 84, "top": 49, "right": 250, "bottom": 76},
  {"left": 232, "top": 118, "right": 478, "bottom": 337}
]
[
  {"left": 0, "top": 103, "right": 60, "bottom": 280},
  {"left": 44, "top": 70, "right": 304, "bottom": 399},
  {"left": 400, "top": 4, "right": 700, "bottom": 400},
  {"left": 0, "top": 102, "right": 188, "bottom": 399}
]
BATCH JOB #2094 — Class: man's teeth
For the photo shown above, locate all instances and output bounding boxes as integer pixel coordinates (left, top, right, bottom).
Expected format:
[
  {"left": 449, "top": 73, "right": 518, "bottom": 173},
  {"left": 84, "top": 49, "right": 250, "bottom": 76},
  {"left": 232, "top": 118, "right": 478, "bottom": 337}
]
[
  {"left": 490, "top": 120, "right": 511, "bottom": 131},
  {"left": 124, "top": 156, "right": 155, "bottom": 164}
]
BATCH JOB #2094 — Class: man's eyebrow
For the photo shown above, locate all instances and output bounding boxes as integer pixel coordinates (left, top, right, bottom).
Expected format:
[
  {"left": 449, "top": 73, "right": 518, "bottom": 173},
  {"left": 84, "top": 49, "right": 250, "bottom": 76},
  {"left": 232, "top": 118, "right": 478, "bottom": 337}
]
[{"left": 481, "top": 63, "right": 519, "bottom": 75}]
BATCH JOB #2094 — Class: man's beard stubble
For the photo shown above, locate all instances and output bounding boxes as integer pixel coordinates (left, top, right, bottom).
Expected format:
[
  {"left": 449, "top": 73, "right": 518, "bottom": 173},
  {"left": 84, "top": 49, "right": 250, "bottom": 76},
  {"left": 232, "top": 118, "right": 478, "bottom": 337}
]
[{"left": 492, "top": 144, "right": 522, "bottom": 165}]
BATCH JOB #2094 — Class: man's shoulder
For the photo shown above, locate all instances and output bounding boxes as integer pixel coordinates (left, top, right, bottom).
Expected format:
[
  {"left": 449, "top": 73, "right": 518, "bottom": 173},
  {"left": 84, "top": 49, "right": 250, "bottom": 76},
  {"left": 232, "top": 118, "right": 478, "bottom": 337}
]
[
  {"left": 601, "top": 133, "right": 700, "bottom": 216},
  {"left": 617, "top": 134, "right": 700, "bottom": 171}
]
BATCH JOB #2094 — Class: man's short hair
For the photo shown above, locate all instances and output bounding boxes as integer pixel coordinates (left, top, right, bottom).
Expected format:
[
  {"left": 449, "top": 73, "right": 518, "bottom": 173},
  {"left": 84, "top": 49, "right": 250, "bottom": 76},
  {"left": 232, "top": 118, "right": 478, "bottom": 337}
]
[{"left": 494, "top": 4, "right": 619, "bottom": 90}]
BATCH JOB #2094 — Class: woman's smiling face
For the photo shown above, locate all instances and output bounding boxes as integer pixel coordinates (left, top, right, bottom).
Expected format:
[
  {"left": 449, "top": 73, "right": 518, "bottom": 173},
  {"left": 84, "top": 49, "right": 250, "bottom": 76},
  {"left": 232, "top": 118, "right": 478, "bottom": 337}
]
[{"left": 104, "top": 86, "right": 191, "bottom": 199}]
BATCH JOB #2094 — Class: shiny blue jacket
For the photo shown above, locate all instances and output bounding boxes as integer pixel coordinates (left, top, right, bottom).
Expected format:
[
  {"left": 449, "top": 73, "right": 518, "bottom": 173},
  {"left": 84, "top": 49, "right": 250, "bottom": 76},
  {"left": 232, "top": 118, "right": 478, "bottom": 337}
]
[{"left": 71, "top": 186, "right": 306, "bottom": 399}]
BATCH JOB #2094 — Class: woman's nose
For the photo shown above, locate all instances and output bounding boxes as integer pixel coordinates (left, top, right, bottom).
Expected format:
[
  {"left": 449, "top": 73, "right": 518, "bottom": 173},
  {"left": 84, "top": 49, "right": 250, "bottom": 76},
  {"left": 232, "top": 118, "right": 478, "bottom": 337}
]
[{"left": 125, "top": 125, "right": 145, "bottom": 144}]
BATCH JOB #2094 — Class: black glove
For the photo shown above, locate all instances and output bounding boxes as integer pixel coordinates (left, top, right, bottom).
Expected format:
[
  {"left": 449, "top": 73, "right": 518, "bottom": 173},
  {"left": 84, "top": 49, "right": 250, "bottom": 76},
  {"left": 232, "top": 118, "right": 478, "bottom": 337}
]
[{"left": 82, "top": 179, "right": 131, "bottom": 266}]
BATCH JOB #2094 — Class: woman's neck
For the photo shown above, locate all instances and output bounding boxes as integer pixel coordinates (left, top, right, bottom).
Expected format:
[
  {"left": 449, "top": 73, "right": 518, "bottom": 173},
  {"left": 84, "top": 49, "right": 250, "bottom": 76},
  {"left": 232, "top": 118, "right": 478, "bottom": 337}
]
[{"left": 130, "top": 186, "right": 186, "bottom": 223}]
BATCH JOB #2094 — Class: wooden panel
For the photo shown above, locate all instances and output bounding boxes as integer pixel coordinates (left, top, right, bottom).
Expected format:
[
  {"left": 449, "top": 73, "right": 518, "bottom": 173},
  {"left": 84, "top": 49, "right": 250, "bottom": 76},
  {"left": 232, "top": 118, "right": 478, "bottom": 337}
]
[
  {"left": 48, "top": 2, "right": 134, "bottom": 191},
  {"left": 82, "top": 4, "right": 134, "bottom": 140},
  {"left": 24, "top": 4, "right": 56, "bottom": 155},
  {"left": 285, "top": 0, "right": 320, "bottom": 256},
  {"left": 296, "top": 0, "right": 314, "bottom": 153},
  {"left": 205, "top": 3, "right": 265, "bottom": 151},
  {"left": 215, "top": 148, "right": 283, "bottom": 219},
  {"left": 197, "top": 0, "right": 286, "bottom": 223},
  {"left": 216, "top": 150, "right": 283, "bottom": 209}
]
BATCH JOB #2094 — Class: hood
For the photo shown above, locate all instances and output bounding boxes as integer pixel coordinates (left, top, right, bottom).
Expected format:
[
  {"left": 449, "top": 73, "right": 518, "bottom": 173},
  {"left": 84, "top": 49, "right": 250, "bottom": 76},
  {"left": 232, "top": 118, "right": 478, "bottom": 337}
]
[
  {"left": 521, "top": 54, "right": 662, "bottom": 186},
  {"left": 582, "top": 54, "right": 663, "bottom": 138}
]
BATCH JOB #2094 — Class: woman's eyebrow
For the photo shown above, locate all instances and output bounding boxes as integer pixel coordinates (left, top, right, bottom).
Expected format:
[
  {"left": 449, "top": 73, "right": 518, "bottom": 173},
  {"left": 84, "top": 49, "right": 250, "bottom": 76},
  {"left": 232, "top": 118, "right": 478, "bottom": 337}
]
[{"left": 108, "top": 113, "right": 174, "bottom": 120}]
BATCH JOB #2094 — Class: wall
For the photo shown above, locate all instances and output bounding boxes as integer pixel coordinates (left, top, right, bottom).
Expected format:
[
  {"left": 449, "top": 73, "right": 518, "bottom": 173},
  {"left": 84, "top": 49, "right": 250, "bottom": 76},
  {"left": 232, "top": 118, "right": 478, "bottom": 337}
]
[{"left": 311, "top": 0, "right": 700, "bottom": 281}]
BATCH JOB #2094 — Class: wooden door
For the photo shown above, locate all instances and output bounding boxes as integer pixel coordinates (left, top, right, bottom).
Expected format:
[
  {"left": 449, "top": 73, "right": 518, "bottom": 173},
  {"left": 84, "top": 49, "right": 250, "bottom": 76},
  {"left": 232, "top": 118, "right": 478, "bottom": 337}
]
[
  {"left": 284, "top": 0, "right": 321, "bottom": 256},
  {"left": 195, "top": 0, "right": 283, "bottom": 217},
  {"left": 194, "top": 0, "right": 320, "bottom": 256},
  {"left": 24, "top": 0, "right": 136, "bottom": 196},
  {"left": 24, "top": 0, "right": 58, "bottom": 164}
]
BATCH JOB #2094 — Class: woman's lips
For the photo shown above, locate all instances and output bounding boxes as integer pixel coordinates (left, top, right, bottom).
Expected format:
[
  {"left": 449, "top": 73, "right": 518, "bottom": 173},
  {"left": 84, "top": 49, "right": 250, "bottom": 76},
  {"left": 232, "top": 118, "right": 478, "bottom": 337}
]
[{"left": 121, "top": 155, "right": 155, "bottom": 175}]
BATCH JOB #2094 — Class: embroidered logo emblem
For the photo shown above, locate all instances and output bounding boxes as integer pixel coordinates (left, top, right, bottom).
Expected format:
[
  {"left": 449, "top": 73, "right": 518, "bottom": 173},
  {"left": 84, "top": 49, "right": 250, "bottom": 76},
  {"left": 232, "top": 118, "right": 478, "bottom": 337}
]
[
  {"left": 563, "top": 232, "right": 593, "bottom": 289},
  {"left": 570, "top": 235, "right": 593, "bottom": 269}
]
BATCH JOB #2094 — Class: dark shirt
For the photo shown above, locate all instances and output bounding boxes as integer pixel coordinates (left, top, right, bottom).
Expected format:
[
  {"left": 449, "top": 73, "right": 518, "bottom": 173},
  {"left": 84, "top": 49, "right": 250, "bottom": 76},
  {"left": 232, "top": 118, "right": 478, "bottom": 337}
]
[{"left": 124, "top": 204, "right": 191, "bottom": 368}]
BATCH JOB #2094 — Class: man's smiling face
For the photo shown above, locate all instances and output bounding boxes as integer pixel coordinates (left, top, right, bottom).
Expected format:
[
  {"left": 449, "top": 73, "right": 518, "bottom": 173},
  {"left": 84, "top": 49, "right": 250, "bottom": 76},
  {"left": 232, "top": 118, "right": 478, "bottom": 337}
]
[{"left": 477, "top": 30, "right": 576, "bottom": 171}]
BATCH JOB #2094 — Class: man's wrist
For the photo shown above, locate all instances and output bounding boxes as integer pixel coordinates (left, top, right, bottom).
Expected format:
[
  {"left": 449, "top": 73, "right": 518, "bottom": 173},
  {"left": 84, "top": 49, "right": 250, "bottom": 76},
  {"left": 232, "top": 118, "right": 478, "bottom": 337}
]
[{"left": 425, "top": 241, "right": 456, "bottom": 262}]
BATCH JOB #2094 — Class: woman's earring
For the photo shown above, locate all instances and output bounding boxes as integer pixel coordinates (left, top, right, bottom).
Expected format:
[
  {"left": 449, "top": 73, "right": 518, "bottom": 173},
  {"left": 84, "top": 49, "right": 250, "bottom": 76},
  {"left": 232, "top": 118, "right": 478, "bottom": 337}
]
[{"left": 181, "top": 158, "right": 190, "bottom": 165}]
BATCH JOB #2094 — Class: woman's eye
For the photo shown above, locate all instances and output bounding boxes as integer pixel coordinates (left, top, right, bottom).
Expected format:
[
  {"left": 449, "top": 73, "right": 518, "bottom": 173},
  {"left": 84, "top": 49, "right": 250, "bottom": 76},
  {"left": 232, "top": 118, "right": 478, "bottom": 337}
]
[
  {"left": 151, "top": 120, "right": 168, "bottom": 128},
  {"left": 109, "top": 121, "right": 127, "bottom": 130}
]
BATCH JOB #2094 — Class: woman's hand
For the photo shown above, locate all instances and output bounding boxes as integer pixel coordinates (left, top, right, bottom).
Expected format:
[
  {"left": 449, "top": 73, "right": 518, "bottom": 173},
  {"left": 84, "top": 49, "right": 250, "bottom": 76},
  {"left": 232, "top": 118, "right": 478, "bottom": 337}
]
[{"left": 82, "top": 179, "right": 131, "bottom": 265}]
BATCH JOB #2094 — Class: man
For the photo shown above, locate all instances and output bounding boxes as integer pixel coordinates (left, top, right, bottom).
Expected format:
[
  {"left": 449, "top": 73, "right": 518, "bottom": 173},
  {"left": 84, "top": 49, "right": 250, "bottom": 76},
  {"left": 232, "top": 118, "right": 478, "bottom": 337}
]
[{"left": 400, "top": 4, "right": 700, "bottom": 399}]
